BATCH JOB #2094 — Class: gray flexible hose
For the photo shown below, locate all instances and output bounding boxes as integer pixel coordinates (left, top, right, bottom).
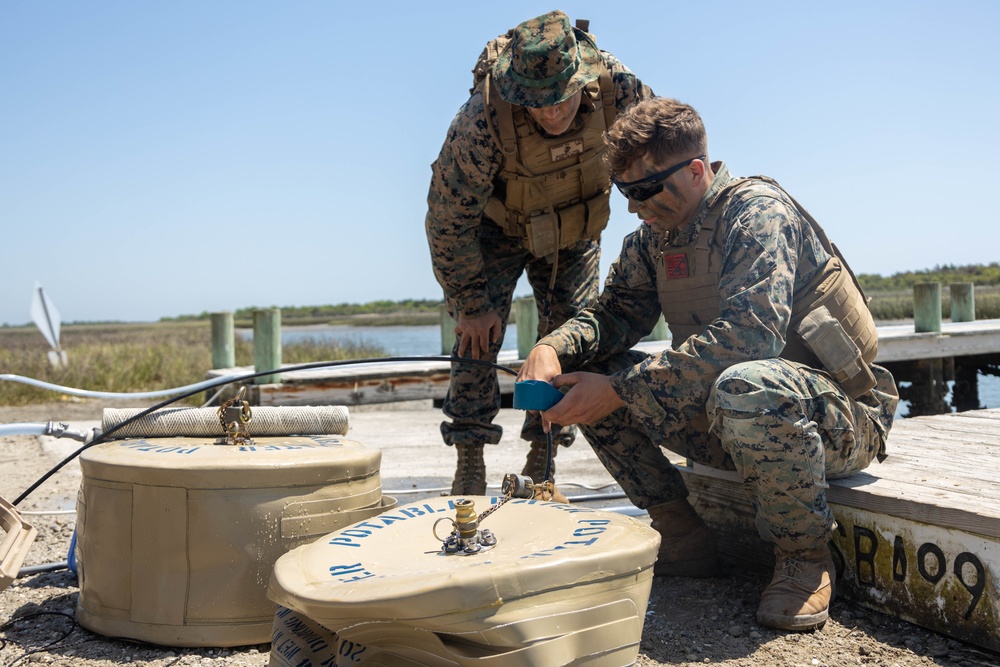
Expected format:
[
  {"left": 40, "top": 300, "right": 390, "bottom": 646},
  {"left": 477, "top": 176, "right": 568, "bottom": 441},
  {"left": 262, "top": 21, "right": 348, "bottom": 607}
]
[{"left": 101, "top": 406, "right": 350, "bottom": 439}]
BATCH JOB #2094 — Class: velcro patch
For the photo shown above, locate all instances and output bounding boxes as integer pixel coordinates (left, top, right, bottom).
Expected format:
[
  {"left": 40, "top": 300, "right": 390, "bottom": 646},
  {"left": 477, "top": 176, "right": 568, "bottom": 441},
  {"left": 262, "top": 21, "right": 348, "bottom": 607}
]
[
  {"left": 663, "top": 252, "right": 689, "bottom": 278},
  {"left": 550, "top": 139, "right": 584, "bottom": 162}
]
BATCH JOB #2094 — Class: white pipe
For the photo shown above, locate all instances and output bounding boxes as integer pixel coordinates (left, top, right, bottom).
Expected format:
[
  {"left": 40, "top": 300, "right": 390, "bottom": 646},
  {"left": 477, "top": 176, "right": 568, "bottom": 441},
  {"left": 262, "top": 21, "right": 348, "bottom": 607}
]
[
  {"left": 0, "top": 421, "right": 92, "bottom": 441},
  {"left": 0, "top": 373, "right": 244, "bottom": 400},
  {"left": 0, "top": 423, "right": 48, "bottom": 437}
]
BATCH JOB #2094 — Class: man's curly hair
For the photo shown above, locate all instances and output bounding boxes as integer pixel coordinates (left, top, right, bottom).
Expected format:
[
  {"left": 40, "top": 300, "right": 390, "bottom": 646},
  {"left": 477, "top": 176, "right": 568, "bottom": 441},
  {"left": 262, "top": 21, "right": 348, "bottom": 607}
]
[{"left": 603, "top": 97, "right": 708, "bottom": 176}]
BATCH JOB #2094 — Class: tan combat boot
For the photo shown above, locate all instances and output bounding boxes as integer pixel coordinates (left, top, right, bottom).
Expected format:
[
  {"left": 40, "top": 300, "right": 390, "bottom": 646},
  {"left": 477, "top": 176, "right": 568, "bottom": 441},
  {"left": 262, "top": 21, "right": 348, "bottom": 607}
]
[
  {"left": 450, "top": 444, "right": 487, "bottom": 496},
  {"left": 646, "top": 499, "right": 719, "bottom": 577},
  {"left": 757, "top": 545, "right": 835, "bottom": 631},
  {"left": 522, "top": 440, "right": 569, "bottom": 503}
]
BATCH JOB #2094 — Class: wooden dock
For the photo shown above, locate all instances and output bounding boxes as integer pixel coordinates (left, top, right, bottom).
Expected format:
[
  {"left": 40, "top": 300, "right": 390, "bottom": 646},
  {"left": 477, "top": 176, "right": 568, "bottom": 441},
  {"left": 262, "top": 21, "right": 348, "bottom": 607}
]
[{"left": 206, "top": 318, "right": 1000, "bottom": 409}]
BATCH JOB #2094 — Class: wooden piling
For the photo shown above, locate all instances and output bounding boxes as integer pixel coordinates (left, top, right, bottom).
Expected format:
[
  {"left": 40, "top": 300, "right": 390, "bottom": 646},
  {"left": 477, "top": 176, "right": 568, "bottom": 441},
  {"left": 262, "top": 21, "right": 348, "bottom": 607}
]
[
  {"left": 641, "top": 315, "right": 669, "bottom": 342},
  {"left": 903, "top": 358, "right": 951, "bottom": 416},
  {"left": 253, "top": 308, "right": 282, "bottom": 385},
  {"left": 515, "top": 297, "right": 539, "bottom": 359},
  {"left": 210, "top": 312, "right": 235, "bottom": 369},
  {"left": 950, "top": 282, "right": 976, "bottom": 323},
  {"left": 913, "top": 282, "right": 942, "bottom": 333},
  {"left": 439, "top": 305, "right": 457, "bottom": 355},
  {"left": 952, "top": 360, "right": 983, "bottom": 412}
]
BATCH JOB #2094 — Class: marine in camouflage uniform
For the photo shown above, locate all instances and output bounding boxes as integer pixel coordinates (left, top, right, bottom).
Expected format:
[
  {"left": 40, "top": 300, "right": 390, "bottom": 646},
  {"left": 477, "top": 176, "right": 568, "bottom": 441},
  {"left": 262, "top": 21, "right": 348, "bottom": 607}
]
[
  {"left": 425, "top": 11, "right": 653, "bottom": 497},
  {"left": 519, "top": 98, "right": 898, "bottom": 631}
]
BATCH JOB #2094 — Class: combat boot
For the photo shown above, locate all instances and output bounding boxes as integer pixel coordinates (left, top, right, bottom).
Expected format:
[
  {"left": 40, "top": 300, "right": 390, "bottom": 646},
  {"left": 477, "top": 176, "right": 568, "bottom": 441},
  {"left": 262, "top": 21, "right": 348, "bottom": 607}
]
[
  {"left": 522, "top": 440, "right": 569, "bottom": 503},
  {"left": 757, "top": 545, "right": 835, "bottom": 631},
  {"left": 451, "top": 444, "right": 487, "bottom": 496},
  {"left": 646, "top": 499, "right": 719, "bottom": 577}
]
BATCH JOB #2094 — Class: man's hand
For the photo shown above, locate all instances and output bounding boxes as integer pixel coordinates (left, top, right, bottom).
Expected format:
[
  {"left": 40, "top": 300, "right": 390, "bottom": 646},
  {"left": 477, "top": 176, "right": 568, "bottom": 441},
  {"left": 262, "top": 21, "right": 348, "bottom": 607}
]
[
  {"left": 542, "top": 372, "right": 625, "bottom": 427},
  {"left": 518, "top": 347, "right": 625, "bottom": 432},
  {"left": 517, "top": 344, "right": 564, "bottom": 433},
  {"left": 517, "top": 344, "right": 562, "bottom": 383},
  {"left": 455, "top": 310, "right": 502, "bottom": 360}
]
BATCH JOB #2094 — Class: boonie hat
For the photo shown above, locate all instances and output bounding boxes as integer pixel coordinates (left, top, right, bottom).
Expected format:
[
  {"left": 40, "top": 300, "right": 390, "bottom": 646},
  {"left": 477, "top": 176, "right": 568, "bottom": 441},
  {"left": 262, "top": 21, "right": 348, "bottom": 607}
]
[{"left": 492, "top": 10, "right": 601, "bottom": 109}]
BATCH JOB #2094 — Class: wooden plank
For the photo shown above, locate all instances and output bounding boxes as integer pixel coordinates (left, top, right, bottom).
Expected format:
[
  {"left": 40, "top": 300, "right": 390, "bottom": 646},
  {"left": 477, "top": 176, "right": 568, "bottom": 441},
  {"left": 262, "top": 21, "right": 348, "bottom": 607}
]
[
  {"left": 951, "top": 410, "right": 1000, "bottom": 421},
  {"left": 258, "top": 372, "right": 452, "bottom": 407},
  {"left": 206, "top": 320, "right": 1000, "bottom": 406},
  {"left": 681, "top": 407, "right": 1000, "bottom": 652},
  {"left": 251, "top": 368, "right": 521, "bottom": 407},
  {"left": 689, "top": 465, "right": 1000, "bottom": 539},
  {"left": 875, "top": 319, "right": 1000, "bottom": 362},
  {"left": 829, "top": 505, "right": 999, "bottom": 652},
  {"left": 898, "top": 413, "right": 1000, "bottom": 430},
  {"left": 683, "top": 483, "right": 1000, "bottom": 650},
  {"left": 872, "top": 453, "right": 998, "bottom": 477},
  {"left": 683, "top": 408, "right": 1000, "bottom": 539},
  {"left": 631, "top": 320, "right": 1000, "bottom": 363}
]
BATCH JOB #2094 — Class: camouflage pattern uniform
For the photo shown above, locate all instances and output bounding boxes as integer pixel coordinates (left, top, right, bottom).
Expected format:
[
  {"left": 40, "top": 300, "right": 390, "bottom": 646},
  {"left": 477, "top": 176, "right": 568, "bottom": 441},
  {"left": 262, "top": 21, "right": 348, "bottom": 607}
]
[
  {"left": 538, "top": 162, "right": 898, "bottom": 551},
  {"left": 426, "top": 14, "right": 653, "bottom": 452}
]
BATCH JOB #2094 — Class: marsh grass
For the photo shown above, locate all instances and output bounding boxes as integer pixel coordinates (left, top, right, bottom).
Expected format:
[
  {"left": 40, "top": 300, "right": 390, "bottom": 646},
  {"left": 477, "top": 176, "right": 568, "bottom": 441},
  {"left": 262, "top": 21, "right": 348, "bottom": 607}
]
[
  {"left": 5, "top": 285, "right": 999, "bottom": 406},
  {"left": 0, "top": 322, "right": 386, "bottom": 406},
  {"left": 251, "top": 312, "right": 442, "bottom": 328},
  {"left": 868, "top": 285, "right": 1000, "bottom": 321}
]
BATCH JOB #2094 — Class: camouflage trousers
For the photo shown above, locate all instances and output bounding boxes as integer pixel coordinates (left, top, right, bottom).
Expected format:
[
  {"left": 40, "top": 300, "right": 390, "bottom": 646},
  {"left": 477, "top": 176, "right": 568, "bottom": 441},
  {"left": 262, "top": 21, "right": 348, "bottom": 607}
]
[
  {"left": 441, "top": 230, "right": 601, "bottom": 448},
  {"left": 580, "top": 353, "right": 898, "bottom": 551}
]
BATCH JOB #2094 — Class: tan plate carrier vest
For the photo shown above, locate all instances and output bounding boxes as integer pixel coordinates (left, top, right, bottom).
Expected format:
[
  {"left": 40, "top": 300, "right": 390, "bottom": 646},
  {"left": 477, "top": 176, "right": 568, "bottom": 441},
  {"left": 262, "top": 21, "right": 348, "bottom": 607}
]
[
  {"left": 655, "top": 176, "right": 879, "bottom": 398},
  {"left": 473, "top": 27, "right": 616, "bottom": 260}
]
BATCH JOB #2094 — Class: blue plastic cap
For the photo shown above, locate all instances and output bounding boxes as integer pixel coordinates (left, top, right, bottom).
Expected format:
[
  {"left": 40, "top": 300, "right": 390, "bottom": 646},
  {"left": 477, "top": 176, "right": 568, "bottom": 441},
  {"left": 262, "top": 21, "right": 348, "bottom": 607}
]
[
  {"left": 67, "top": 527, "right": 77, "bottom": 574},
  {"left": 513, "top": 380, "right": 564, "bottom": 411}
]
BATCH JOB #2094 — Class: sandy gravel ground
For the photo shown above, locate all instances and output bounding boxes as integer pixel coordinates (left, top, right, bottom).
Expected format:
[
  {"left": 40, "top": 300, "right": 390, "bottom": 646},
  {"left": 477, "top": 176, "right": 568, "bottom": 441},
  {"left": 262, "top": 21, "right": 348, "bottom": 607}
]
[{"left": 1, "top": 400, "right": 998, "bottom": 667}]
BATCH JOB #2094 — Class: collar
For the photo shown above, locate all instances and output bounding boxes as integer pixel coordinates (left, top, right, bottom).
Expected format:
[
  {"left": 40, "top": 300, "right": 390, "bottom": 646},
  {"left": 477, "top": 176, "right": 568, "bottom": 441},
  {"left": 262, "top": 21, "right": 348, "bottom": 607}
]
[
  {"left": 665, "top": 161, "right": 731, "bottom": 247},
  {"left": 527, "top": 99, "right": 595, "bottom": 138}
]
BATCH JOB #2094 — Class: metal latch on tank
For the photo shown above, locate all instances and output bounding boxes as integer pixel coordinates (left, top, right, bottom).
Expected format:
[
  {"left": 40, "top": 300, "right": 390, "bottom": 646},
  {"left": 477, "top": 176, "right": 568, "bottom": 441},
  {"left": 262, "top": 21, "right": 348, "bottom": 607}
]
[
  {"left": 217, "top": 386, "right": 253, "bottom": 445},
  {"left": 433, "top": 473, "right": 543, "bottom": 556}
]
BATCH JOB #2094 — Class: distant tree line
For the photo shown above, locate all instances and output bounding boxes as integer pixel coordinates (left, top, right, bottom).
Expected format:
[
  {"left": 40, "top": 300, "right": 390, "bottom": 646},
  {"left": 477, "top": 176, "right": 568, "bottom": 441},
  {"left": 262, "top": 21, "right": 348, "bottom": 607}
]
[
  {"left": 233, "top": 299, "right": 443, "bottom": 320},
  {"left": 857, "top": 262, "right": 1000, "bottom": 291},
  {"left": 161, "top": 299, "right": 445, "bottom": 323},
  {"left": 157, "top": 263, "right": 1000, "bottom": 324}
]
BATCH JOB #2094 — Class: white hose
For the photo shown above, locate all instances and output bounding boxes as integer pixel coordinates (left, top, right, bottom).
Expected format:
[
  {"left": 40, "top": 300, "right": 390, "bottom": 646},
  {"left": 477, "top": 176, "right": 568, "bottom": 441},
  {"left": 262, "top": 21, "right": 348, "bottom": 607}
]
[
  {"left": 0, "top": 373, "right": 244, "bottom": 400},
  {"left": 0, "top": 423, "right": 48, "bottom": 437}
]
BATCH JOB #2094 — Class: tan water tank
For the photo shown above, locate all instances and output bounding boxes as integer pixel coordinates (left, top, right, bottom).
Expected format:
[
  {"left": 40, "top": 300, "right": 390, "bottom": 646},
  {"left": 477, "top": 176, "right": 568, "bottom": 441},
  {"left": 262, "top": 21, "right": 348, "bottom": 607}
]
[
  {"left": 268, "top": 495, "right": 660, "bottom": 667},
  {"left": 75, "top": 433, "right": 394, "bottom": 647}
]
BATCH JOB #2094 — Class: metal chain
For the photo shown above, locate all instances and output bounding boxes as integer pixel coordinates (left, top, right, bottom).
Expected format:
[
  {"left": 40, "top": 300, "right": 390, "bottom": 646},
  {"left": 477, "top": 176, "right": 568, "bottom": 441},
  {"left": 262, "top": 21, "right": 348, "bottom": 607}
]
[
  {"left": 216, "top": 386, "right": 253, "bottom": 445},
  {"left": 476, "top": 495, "right": 509, "bottom": 524},
  {"left": 477, "top": 477, "right": 515, "bottom": 524}
]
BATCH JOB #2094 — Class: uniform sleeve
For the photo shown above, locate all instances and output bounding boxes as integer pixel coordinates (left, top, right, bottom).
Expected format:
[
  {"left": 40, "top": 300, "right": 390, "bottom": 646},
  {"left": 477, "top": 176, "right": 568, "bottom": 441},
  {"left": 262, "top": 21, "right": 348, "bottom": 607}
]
[
  {"left": 601, "top": 52, "right": 655, "bottom": 111},
  {"left": 611, "top": 194, "right": 811, "bottom": 433},
  {"left": 425, "top": 93, "right": 503, "bottom": 318},
  {"left": 538, "top": 225, "right": 663, "bottom": 366}
]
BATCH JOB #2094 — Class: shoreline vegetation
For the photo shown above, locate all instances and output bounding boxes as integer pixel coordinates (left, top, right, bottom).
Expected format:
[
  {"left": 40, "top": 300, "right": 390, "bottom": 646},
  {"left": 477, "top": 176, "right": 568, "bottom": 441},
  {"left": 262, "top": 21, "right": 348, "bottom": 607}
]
[
  {"left": 157, "top": 263, "right": 1000, "bottom": 327},
  {"left": 0, "top": 321, "right": 390, "bottom": 406},
  {"left": 2, "top": 265, "right": 1000, "bottom": 406}
]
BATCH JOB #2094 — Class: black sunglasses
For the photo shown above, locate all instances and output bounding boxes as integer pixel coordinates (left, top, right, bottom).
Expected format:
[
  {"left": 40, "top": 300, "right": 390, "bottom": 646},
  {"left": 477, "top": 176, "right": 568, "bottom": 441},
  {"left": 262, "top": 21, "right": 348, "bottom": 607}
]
[{"left": 612, "top": 155, "right": 706, "bottom": 202}]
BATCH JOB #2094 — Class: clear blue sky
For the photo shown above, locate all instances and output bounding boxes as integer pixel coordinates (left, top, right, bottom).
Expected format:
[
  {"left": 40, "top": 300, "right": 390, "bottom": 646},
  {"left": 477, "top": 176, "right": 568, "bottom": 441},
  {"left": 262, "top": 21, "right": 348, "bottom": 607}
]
[{"left": 2, "top": 1, "right": 998, "bottom": 326}]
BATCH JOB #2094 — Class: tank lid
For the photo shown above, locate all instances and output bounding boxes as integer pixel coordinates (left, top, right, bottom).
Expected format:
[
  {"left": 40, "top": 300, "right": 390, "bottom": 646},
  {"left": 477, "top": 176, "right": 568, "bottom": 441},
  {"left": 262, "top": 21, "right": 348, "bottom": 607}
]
[
  {"left": 268, "top": 495, "right": 660, "bottom": 622},
  {"left": 79, "top": 435, "right": 380, "bottom": 489}
]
